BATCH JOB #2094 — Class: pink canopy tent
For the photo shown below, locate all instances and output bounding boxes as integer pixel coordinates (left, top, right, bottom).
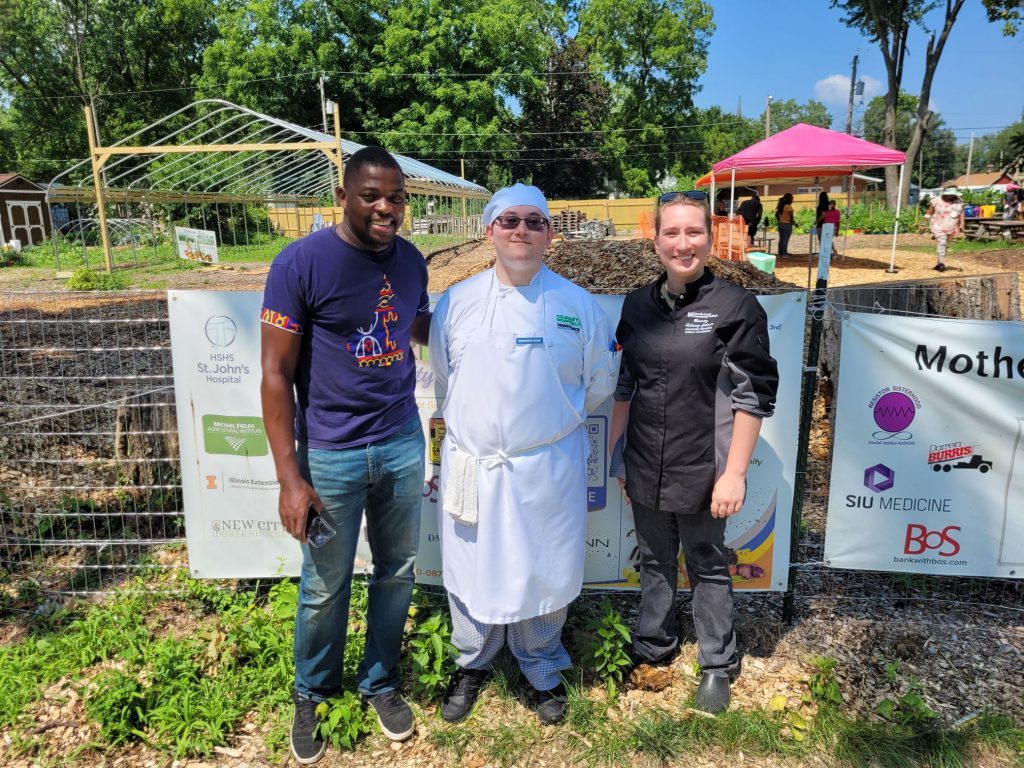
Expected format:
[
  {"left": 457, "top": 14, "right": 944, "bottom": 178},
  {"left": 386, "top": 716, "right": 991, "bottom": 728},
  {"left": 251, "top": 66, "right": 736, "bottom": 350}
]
[{"left": 695, "top": 124, "right": 907, "bottom": 271}]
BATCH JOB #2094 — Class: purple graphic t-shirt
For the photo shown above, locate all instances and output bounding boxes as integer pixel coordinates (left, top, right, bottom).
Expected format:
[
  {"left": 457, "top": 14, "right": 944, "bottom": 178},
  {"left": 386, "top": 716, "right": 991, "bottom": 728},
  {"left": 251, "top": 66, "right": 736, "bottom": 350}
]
[{"left": 261, "top": 226, "right": 428, "bottom": 449}]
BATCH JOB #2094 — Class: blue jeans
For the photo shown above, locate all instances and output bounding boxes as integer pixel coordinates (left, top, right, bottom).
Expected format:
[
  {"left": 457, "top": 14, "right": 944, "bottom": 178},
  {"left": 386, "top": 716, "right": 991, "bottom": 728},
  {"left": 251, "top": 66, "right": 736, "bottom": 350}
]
[
  {"left": 294, "top": 414, "right": 424, "bottom": 700},
  {"left": 777, "top": 223, "right": 794, "bottom": 256}
]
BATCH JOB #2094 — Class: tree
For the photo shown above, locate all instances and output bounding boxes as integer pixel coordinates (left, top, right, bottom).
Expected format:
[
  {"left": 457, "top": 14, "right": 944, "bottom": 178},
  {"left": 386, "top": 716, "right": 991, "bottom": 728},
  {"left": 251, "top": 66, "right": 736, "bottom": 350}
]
[
  {"left": 358, "top": 0, "right": 558, "bottom": 186},
  {"left": 577, "top": 0, "right": 714, "bottom": 194},
  {"left": 832, "top": 0, "right": 1020, "bottom": 206},
  {"left": 513, "top": 39, "right": 612, "bottom": 197},
  {"left": 197, "top": 0, "right": 382, "bottom": 133},
  {"left": 0, "top": 0, "right": 217, "bottom": 179},
  {"left": 957, "top": 120, "right": 1024, "bottom": 173},
  {"left": 760, "top": 99, "right": 832, "bottom": 134},
  {"left": 862, "top": 93, "right": 956, "bottom": 189}
]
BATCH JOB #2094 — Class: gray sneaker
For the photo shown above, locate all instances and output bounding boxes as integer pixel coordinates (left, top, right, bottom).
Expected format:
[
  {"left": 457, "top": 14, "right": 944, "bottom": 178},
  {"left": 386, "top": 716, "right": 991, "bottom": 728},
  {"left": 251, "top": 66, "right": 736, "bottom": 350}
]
[
  {"left": 290, "top": 693, "right": 327, "bottom": 765},
  {"left": 366, "top": 690, "right": 415, "bottom": 741}
]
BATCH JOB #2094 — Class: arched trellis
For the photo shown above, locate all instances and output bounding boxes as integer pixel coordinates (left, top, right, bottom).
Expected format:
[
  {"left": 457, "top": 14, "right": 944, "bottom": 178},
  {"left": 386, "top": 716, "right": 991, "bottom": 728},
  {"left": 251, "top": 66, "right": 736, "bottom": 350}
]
[{"left": 48, "top": 99, "right": 491, "bottom": 272}]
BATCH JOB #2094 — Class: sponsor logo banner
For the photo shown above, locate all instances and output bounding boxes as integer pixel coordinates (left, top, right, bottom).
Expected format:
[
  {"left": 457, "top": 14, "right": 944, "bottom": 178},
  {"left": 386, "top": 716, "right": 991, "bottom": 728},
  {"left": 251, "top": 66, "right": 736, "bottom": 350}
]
[
  {"left": 825, "top": 311, "right": 1023, "bottom": 578},
  {"left": 170, "top": 290, "right": 806, "bottom": 589}
]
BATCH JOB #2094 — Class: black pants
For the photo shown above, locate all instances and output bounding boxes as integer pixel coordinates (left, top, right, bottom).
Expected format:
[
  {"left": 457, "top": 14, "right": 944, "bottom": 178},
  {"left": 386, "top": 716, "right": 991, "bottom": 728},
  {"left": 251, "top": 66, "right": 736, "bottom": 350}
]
[{"left": 630, "top": 501, "right": 738, "bottom": 676}]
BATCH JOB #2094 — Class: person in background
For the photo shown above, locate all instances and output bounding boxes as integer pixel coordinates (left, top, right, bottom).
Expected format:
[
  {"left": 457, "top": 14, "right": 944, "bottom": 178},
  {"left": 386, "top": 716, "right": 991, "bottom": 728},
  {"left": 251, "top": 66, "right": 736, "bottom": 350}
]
[
  {"left": 815, "top": 200, "right": 843, "bottom": 257},
  {"left": 776, "top": 193, "right": 795, "bottom": 256},
  {"left": 814, "top": 191, "right": 830, "bottom": 244},
  {"left": 610, "top": 192, "right": 778, "bottom": 714},
  {"left": 927, "top": 187, "right": 965, "bottom": 272},
  {"left": 261, "top": 146, "right": 429, "bottom": 764},
  {"left": 429, "top": 183, "right": 619, "bottom": 727},
  {"left": 1004, "top": 184, "right": 1023, "bottom": 220},
  {"left": 738, "top": 191, "right": 763, "bottom": 246}
]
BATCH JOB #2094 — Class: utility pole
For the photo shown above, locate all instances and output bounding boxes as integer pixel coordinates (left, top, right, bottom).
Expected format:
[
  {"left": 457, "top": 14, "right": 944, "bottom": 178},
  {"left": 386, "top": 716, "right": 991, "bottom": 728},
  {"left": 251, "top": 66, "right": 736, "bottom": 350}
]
[
  {"left": 966, "top": 131, "right": 975, "bottom": 180},
  {"left": 845, "top": 55, "right": 858, "bottom": 134},
  {"left": 319, "top": 75, "right": 328, "bottom": 135},
  {"left": 765, "top": 96, "right": 772, "bottom": 139}
]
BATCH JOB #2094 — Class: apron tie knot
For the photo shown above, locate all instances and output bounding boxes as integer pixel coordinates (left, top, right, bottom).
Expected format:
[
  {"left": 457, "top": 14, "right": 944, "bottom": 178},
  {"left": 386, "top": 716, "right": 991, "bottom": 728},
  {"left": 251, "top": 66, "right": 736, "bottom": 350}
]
[{"left": 482, "top": 450, "right": 510, "bottom": 469}]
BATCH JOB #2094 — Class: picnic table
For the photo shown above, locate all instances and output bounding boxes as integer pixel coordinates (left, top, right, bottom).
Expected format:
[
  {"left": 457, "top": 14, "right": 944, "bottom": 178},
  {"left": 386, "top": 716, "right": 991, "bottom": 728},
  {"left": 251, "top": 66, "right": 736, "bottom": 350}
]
[{"left": 963, "top": 218, "right": 1024, "bottom": 242}]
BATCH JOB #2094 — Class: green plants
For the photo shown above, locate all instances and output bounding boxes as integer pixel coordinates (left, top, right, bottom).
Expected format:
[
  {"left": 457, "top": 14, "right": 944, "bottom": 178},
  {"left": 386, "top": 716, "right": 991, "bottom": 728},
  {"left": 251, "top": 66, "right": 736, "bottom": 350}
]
[
  {"left": 66, "top": 267, "right": 130, "bottom": 291},
  {"left": 407, "top": 609, "right": 458, "bottom": 700},
  {"left": 875, "top": 679, "right": 937, "bottom": 733},
  {"left": 314, "top": 692, "right": 372, "bottom": 750},
  {"left": 581, "top": 599, "right": 632, "bottom": 699},
  {"left": 82, "top": 669, "right": 147, "bottom": 744},
  {"left": 806, "top": 655, "right": 843, "bottom": 708}
]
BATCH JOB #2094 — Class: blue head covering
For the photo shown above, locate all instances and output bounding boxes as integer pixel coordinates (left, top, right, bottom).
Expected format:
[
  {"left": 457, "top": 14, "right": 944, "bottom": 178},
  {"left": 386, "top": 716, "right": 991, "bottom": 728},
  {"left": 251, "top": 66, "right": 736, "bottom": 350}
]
[{"left": 483, "top": 183, "right": 550, "bottom": 225}]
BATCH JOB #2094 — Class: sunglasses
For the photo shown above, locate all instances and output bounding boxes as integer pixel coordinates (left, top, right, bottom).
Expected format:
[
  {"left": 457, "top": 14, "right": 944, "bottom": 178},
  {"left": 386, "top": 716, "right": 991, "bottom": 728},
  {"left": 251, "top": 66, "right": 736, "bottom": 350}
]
[
  {"left": 658, "top": 190, "right": 709, "bottom": 204},
  {"left": 493, "top": 214, "right": 550, "bottom": 231}
]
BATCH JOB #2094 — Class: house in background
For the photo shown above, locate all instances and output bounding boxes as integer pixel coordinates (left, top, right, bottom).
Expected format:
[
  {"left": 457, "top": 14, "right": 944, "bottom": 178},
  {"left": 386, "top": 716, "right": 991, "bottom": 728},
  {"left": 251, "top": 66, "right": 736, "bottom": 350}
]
[
  {"left": 940, "top": 171, "right": 1018, "bottom": 193},
  {"left": 0, "top": 173, "right": 52, "bottom": 246}
]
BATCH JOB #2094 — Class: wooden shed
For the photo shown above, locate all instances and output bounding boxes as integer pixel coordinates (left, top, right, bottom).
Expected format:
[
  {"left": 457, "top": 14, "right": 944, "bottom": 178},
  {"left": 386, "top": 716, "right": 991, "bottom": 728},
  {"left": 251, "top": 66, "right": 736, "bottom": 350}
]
[{"left": 0, "top": 173, "right": 51, "bottom": 246}]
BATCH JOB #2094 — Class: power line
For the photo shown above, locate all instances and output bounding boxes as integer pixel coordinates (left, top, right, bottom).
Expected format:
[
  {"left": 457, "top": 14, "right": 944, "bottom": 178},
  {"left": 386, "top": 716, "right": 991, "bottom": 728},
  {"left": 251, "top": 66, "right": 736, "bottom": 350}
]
[{"left": 4, "top": 61, "right": 697, "bottom": 102}]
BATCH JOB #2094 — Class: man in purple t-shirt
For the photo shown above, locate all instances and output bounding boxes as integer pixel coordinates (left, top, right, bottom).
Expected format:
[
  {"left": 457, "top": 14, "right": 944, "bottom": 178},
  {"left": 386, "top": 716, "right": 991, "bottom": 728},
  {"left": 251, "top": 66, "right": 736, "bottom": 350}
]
[{"left": 261, "top": 146, "right": 430, "bottom": 764}]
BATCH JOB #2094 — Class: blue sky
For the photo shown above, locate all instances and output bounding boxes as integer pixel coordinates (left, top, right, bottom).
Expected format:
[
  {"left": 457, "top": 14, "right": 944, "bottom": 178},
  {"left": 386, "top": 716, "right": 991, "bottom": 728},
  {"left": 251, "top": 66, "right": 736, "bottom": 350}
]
[{"left": 694, "top": 2, "right": 1024, "bottom": 144}]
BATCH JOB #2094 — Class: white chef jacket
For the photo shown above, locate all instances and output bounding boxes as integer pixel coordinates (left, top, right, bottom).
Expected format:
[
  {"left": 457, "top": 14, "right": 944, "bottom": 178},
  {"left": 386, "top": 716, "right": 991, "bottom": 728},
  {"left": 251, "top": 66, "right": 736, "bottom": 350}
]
[{"left": 429, "top": 266, "right": 618, "bottom": 623}]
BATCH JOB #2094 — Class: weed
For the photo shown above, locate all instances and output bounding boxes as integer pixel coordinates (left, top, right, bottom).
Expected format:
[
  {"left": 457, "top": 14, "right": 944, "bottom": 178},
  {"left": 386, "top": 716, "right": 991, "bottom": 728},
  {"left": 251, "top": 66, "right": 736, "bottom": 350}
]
[
  {"left": 882, "top": 659, "right": 901, "bottom": 684},
  {"left": 82, "top": 669, "right": 147, "bottom": 745},
  {"left": 627, "top": 708, "right": 688, "bottom": 762},
  {"left": 581, "top": 599, "right": 632, "bottom": 699},
  {"left": 480, "top": 722, "right": 538, "bottom": 767},
  {"left": 427, "top": 724, "right": 472, "bottom": 759},
  {"left": 875, "top": 679, "right": 937, "bottom": 734},
  {"left": 66, "top": 267, "right": 131, "bottom": 291},
  {"left": 807, "top": 655, "right": 844, "bottom": 707},
  {"left": 315, "top": 692, "right": 372, "bottom": 750},
  {"left": 407, "top": 609, "right": 458, "bottom": 700}
]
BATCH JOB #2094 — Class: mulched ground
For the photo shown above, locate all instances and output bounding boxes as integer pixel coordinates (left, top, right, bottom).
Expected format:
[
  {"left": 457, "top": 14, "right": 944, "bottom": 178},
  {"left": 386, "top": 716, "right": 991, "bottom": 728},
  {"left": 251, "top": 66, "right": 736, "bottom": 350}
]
[{"left": 2, "top": 233, "right": 1023, "bottom": 767}]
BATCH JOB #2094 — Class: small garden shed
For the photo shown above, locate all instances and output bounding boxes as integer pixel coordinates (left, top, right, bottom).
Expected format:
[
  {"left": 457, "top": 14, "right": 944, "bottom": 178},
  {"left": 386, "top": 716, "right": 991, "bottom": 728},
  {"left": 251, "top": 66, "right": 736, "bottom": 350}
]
[{"left": 0, "top": 173, "right": 52, "bottom": 246}]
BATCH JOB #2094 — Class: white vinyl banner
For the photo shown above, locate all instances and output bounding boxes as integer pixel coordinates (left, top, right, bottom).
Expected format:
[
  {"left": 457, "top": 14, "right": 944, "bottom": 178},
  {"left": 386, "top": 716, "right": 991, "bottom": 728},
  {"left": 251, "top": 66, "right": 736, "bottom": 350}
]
[
  {"left": 169, "top": 289, "right": 806, "bottom": 589},
  {"left": 825, "top": 311, "right": 1024, "bottom": 578}
]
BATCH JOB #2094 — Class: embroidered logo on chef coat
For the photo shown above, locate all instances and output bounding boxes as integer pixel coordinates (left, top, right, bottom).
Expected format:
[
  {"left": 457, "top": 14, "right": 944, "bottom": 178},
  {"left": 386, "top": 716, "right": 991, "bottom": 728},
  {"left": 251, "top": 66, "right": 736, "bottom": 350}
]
[
  {"left": 684, "top": 311, "right": 717, "bottom": 335},
  {"left": 555, "top": 314, "right": 581, "bottom": 334}
]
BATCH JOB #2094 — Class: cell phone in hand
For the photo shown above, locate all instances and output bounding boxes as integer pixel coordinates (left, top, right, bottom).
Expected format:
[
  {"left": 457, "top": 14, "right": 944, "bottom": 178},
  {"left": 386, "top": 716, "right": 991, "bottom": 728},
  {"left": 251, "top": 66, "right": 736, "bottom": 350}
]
[{"left": 304, "top": 506, "right": 337, "bottom": 548}]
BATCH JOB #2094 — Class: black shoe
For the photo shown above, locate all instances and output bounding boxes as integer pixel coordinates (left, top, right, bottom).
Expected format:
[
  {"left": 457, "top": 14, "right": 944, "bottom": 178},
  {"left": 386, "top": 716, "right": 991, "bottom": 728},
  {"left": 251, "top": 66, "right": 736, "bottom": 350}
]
[
  {"left": 521, "top": 682, "right": 568, "bottom": 725},
  {"left": 935, "top": 263, "right": 947, "bottom": 272},
  {"left": 694, "top": 671, "right": 731, "bottom": 714},
  {"left": 366, "top": 690, "right": 415, "bottom": 741},
  {"left": 441, "top": 667, "right": 489, "bottom": 723},
  {"left": 290, "top": 693, "right": 327, "bottom": 765}
]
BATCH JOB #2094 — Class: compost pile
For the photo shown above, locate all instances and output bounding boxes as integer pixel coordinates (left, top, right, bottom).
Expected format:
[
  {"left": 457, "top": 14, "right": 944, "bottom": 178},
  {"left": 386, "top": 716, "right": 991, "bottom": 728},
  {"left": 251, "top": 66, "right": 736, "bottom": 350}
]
[{"left": 545, "top": 238, "right": 798, "bottom": 293}]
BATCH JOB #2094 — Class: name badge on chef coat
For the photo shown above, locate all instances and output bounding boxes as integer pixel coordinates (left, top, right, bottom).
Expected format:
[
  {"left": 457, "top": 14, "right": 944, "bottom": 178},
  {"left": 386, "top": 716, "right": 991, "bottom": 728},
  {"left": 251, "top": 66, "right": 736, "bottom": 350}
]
[{"left": 515, "top": 336, "right": 544, "bottom": 346}]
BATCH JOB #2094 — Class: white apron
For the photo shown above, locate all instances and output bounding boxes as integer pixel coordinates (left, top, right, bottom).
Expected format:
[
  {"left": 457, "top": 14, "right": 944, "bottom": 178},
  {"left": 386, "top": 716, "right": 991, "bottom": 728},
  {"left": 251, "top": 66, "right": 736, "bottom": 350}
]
[{"left": 439, "top": 270, "right": 590, "bottom": 624}]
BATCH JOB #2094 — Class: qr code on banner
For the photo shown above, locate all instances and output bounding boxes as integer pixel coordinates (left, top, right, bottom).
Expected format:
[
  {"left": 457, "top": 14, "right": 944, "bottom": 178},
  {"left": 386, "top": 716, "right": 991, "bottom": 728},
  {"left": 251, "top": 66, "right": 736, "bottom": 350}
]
[{"left": 586, "top": 419, "right": 604, "bottom": 486}]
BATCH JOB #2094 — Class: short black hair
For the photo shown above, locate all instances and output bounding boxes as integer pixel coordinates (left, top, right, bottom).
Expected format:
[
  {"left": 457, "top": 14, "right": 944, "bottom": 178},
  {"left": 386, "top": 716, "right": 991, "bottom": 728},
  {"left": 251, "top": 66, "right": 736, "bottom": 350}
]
[{"left": 343, "top": 146, "right": 403, "bottom": 187}]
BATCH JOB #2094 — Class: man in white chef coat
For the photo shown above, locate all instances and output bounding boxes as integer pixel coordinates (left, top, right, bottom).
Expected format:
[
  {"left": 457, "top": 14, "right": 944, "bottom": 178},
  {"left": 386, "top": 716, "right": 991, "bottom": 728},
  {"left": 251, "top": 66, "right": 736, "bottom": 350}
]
[{"left": 429, "top": 184, "right": 620, "bottom": 725}]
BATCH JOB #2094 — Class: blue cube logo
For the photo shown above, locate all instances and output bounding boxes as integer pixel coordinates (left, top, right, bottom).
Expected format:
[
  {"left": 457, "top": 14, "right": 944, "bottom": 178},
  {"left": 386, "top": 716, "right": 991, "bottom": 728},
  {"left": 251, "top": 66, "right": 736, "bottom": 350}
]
[{"left": 863, "top": 464, "right": 895, "bottom": 493}]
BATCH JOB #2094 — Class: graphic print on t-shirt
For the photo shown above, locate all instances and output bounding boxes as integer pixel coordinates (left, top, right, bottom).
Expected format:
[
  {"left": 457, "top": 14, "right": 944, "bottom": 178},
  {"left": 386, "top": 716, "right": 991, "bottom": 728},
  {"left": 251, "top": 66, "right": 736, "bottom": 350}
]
[{"left": 346, "top": 275, "right": 405, "bottom": 367}]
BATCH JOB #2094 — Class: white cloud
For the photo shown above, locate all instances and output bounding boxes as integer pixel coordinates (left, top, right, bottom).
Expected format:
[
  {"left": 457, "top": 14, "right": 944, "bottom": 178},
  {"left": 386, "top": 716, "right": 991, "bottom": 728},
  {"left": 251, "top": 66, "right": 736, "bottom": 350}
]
[{"left": 814, "top": 73, "right": 884, "bottom": 104}]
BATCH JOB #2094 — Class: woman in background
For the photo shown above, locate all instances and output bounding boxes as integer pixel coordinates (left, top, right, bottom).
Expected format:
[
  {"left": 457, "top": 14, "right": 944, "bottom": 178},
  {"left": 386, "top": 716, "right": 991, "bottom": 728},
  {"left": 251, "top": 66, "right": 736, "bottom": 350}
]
[{"left": 776, "top": 193, "right": 794, "bottom": 256}]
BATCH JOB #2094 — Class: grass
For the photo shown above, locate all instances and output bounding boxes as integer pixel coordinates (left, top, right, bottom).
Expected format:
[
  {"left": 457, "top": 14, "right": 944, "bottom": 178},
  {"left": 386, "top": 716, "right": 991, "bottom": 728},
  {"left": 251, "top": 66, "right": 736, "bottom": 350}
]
[
  {"left": 902, "top": 238, "right": 1024, "bottom": 255},
  {"left": 1, "top": 573, "right": 1021, "bottom": 766}
]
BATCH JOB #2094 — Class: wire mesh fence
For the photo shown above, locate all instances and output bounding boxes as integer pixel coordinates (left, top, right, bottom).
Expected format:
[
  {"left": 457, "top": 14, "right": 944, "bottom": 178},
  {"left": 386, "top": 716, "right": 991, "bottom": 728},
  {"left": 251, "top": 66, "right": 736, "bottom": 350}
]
[{"left": 0, "top": 280, "right": 1021, "bottom": 619}]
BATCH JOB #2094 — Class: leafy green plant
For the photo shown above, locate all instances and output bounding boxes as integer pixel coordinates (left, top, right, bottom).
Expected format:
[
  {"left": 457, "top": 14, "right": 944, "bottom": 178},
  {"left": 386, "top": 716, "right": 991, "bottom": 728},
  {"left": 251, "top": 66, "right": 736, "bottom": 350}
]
[
  {"left": 875, "top": 679, "right": 937, "bottom": 733},
  {"left": 82, "top": 669, "right": 147, "bottom": 744},
  {"left": 582, "top": 599, "right": 632, "bottom": 699},
  {"left": 66, "top": 267, "right": 130, "bottom": 291},
  {"left": 407, "top": 610, "right": 458, "bottom": 700},
  {"left": 807, "top": 656, "right": 843, "bottom": 707},
  {"left": 314, "top": 692, "right": 372, "bottom": 750}
]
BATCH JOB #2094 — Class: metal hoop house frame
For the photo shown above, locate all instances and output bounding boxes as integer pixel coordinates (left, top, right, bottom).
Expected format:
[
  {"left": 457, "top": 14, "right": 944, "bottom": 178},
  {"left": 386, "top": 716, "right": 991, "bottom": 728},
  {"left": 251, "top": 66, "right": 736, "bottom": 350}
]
[{"left": 47, "top": 99, "right": 490, "bottom": 271}]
